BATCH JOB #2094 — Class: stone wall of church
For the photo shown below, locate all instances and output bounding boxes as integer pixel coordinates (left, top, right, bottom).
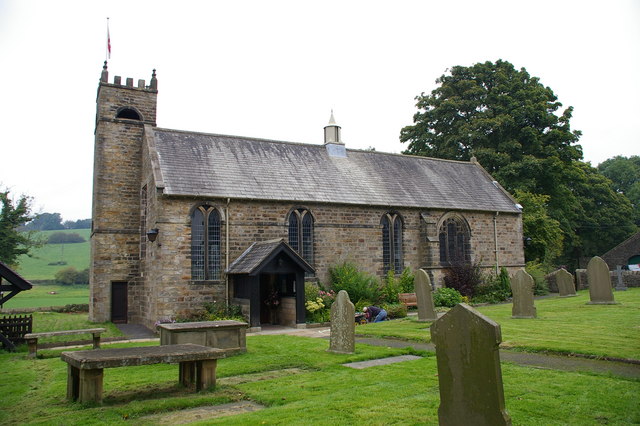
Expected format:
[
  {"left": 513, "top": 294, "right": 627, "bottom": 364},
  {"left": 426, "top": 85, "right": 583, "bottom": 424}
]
[
  {"left": 132, "top": 196, "right": 524, "bottom": 327},
  {"left": 90, "top": 75, "right": 157, "bottom": 323}
]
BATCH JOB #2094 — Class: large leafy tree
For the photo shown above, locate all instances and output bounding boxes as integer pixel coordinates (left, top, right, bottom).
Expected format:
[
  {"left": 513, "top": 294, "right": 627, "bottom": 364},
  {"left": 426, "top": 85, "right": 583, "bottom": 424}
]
[
  {"left": 0, "top": 188, "right": 41, "bottom": 266},
  {"left": 401, "top": 60, "right": 636, "bottom": 267},
  {"left": 598, "top": 155, "right": 640, "bottom": 224}
]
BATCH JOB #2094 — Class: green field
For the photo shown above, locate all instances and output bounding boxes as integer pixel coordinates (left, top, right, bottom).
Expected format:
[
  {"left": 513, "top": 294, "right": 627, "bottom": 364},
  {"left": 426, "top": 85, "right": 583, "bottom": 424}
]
[
  {"left": 1, "top": 283, "right": 89, "bottom": 308},
  {"left": 17, "top": 229, "right": 90, "bottom": 280}
]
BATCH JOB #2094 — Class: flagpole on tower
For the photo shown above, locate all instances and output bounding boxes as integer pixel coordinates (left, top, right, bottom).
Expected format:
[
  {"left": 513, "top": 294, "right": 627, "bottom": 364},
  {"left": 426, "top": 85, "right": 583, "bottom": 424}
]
[{"left": 106, "top": 17, "right": 111, "bottom": 61}]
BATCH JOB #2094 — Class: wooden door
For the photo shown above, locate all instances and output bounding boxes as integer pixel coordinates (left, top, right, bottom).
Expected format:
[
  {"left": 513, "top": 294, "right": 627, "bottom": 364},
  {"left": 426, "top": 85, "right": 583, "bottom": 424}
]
[{"left": 111, "top": 282, "right": 128, "bottom": 323}]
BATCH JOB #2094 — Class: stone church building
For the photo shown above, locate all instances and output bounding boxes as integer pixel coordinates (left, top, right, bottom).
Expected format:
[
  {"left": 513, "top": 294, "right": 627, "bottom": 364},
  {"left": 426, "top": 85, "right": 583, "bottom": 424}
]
[{"left": 90, "top": 64, "right": 525, "bottom": 330}]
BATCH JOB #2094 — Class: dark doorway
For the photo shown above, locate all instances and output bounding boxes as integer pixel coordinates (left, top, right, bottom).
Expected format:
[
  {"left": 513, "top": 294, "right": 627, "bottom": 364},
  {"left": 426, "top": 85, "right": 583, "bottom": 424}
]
[{"left": 111, "top": 282, "right": 128, "bottom": 323}]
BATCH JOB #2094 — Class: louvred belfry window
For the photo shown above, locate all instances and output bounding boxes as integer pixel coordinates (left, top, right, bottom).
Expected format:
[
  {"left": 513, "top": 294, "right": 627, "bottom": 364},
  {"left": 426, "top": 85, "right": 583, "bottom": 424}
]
[
  {"left": 191, "top": 206, "right": 221, "bottom": 280},
  {"left": 382, "top": 213, "right": 403, "bottom": 274},
  {"left": 288, "top": 208, "right": 314, "bottom": 266}
]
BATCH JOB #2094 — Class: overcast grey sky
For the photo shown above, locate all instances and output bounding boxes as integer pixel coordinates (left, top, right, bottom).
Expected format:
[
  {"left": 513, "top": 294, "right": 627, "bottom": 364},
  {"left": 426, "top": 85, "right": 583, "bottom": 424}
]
[{"left": 0, "top": 0, "right": 638, "bottom": 221}]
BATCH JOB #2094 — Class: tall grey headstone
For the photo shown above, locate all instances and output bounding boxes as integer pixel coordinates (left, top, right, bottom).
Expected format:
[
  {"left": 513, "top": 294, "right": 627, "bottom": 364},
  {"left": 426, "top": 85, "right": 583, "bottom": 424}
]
[
  {"left": 586, "top": 256, "right": 617, "bottom": 304},
  {"left": 556, "top": 268, "right": 577, "bottom": 297},
  {"left": 511, "top": 269, "right": 537, "bottom": 319},
  {"left": 431, "top": 304, "right": 511, "bottom": 426},
  {"left": 328, "top": 290, "right": 355, "bottom": 354},
  {"left": 415, "top": 269, "right": 437, "bottom": 322},
  {"left": 615, "top": 265, "right": 627, "bottom": 291}
]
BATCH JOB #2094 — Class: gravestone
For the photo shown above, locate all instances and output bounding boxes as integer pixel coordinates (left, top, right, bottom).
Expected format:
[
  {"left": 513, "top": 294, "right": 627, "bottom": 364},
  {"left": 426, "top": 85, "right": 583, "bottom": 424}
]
[
  {"left": 556, "top": 268, "right": 577, "bottom": 297},
  {"left": 328, "top": 290, "right": 355, "bottom": 354},
  {"left": 431, "top": 304, "right": 511, "bottom": 426},
  {"left": 615, "top": 265, "right": 627, "bottom": 291},
  {"left": 511, "top": 269, "right": 537, "bottom": 319},
  {"left": 586, "top": 256, "right": 617, "bottom": 305},
  {"left": 415, "top": 269, "right": 437, "bottom": 322}
]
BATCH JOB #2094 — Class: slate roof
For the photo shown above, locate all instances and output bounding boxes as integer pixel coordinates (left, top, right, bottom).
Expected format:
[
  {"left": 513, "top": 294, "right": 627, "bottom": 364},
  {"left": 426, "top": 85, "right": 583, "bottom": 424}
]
[
  {"left": 226, "top": 239, "right": 314, "bottom": 275},
  {"left": 150, "top": 127, "right": 521, "bottom": 214}
]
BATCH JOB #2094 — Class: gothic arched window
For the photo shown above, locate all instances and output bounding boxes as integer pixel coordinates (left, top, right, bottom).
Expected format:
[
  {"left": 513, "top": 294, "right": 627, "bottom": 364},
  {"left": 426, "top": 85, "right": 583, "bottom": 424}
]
[
  {"left": 439, "top": 215, "right": 471, "bottom": 265},
  {"left": 288, "top": 208, "right": 314, "bottom": 265},
  {"left": 191, "top": 206, "right": 221, "bottom": 280},
  {"left": 382, "top": 213, "right": 403, "bottom": 274}
]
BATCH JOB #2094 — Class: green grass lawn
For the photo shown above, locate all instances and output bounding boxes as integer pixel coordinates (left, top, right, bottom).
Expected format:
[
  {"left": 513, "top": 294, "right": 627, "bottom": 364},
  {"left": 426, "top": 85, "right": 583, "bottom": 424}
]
[
  {"left": 17, "top": 229, "right": 90, "bottom": 280},
  {"left": 1, "top": 283, "right": 90, "bottom": 308},
  {"left": 355, "top": 288, "right": 640, "bottom": 361},
  {"left": 0, "top": 335, "right": 637, "bottom": 425}
]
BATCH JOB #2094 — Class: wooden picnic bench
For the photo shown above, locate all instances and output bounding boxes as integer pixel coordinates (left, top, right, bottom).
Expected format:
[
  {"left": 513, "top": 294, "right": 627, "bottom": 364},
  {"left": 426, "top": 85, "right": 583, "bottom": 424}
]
[
  {"left": 399, "top": 293, "right": 418, "bottom": 309},
  {"left": 61, "top": 343, "right": 226, "bottom": 403},
  {"left": 24, "top": 328, "right": 106, "bottom": 357}
]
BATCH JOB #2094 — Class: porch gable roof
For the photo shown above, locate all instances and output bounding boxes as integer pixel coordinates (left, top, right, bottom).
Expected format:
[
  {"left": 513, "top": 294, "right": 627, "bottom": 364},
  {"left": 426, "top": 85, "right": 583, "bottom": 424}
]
[{"left": 226, "top": 239, "right": 315, "bottom": 276}]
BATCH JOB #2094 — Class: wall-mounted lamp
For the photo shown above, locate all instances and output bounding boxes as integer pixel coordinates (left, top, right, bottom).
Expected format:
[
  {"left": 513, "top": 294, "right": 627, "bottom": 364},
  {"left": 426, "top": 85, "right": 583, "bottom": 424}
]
[{"left": 146, "top": 228, "right": 159, "bottom": 242}]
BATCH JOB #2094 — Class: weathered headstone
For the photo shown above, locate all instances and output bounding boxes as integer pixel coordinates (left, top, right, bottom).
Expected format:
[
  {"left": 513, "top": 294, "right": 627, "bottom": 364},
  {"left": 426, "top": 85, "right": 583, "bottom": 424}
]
[
  {"left": 615, "top": 265, "right": 627, "bottom": 291},
  {"left": 511, "top": 269, "right": 537, "bottom": 319},
  {"left": 556, "top": 268, "right": 577, "bottom": 297},
  {"left": 586, "top": 256, "right": 617, "bottom": 305},
  {"left": 328, "top": 290, "right": 355, "bottom": 354},
  {"left": 415, "top": 269, "right": 437, "bottom": 322},
  {"left": 431, "top": 304, "right": 511, "bottom": 426}
]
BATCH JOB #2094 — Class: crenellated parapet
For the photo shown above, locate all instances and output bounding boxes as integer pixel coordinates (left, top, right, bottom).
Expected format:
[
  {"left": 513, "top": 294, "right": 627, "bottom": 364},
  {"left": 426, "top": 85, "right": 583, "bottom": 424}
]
[{"left": 99, "top": 61, "right": 157, "bottom": 90}]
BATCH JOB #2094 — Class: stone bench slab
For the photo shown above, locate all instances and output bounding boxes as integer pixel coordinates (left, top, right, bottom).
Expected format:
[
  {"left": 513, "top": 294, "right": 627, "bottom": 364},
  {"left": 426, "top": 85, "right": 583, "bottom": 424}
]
[
  {"left": 158, "top": 320, "right": 248, "bottom": 355},
  {"left": 61, "top": 343, "right": 226, "bottom": 369},
  {"left": 25, "top": 328, "right": 106, "bottom": 339},
  {"left": 25, "top": 328, "right": 106, "bottom": 358},
  {"left": 62, "top": 344, "right": 226, "bottom": 403},
  {"left": 158, "top": 320, "right": 246, "bottom": 331}
]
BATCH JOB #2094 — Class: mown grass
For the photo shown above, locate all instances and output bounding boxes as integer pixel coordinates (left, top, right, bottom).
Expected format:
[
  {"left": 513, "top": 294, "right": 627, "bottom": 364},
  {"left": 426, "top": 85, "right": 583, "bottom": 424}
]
[
  {"left": 14, "top": 312, "right": 124, "bottom": 345},
  {"left": 0, "top": 336, "right": 638, "bottom": 425},
  {"left": 17, "top": 229, "right": 90, "bottom": 280},
  {"left": 1, "top": 283, "right": 90, "bottom": 308},
  {"left": 355, "top": 288, "right": 640, "bottom": 361}
]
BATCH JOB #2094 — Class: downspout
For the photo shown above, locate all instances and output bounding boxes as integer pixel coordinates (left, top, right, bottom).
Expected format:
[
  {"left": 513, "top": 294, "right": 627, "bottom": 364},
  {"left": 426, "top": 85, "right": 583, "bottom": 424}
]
[
  {"left": 493, "top": 212, "right": 499, "bottom": 275},
  {"left": 226, "top": 198, "right": 230, "bottom": 307}
]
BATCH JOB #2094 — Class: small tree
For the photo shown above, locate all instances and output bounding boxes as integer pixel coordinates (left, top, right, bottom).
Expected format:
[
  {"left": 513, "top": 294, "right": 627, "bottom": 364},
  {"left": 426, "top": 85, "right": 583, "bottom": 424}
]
[
  {"left": 0, "top": 188, "right": 41, "bottom": 266},
  {"left": 443, "top": 262, "right": 482, "bottom": 297}
]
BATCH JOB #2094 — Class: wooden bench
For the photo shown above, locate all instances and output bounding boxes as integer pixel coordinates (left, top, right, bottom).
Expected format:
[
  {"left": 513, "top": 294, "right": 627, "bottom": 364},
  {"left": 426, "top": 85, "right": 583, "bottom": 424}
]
[
  {"left": 61, "top": 343, "right": 226, "bottom": 403},
  {"left": 24, "top": 328, "right": 106, "bottom": 358},
  {"left": 399, "top": 293, "right": 418, "bottom": 308}
]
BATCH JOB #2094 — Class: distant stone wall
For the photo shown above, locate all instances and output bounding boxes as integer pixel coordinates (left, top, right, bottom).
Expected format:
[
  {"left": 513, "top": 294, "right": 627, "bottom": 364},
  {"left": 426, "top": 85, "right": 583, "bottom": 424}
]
[{"left": 574, "top": 269, "right": 640, "bottom": 289}]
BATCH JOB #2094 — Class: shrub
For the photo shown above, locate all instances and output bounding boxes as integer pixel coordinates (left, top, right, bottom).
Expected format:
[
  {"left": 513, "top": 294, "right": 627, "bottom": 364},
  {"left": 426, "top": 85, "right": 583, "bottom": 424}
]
[
  {"left": 526, "top": 261, "right": 550, "bottom": 295},
  {"left": 381, "top": 270, "right": 400, "bottom": 304},
  {"left": 397, "top": 267, "right": 415, "bottom": 293},
  {"left": 443, "top": 262, "right": 482, "bottom": 297},
  {"left": 47, "top": 232, "right": 86, "bottom": 244},
  {"left": 327, "top": 261, "right": 381, "bottom": 305},
  {"left": 473, "top": 268, "right": 512, "bottom": 304},
  {"left": 433, "top": 287, "right": 464, "bottom": 307},
  {"left": 54, "top": 267, "right": 89, "bottom": 285},
  {"left": 197, "top": 300, "right": 246, "bottom": 322},
  {"left": 304, "top": 282, "right": 334, "bottom": 323},
  {"left": 382, "top": 303, "right": 407, "bottom": 319}
]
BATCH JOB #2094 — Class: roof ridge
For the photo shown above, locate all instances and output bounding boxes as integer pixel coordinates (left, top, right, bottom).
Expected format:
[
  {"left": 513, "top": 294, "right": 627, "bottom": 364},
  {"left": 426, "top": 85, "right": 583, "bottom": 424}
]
[{"left": 153, "top": 126, "right": 474, "bottom": 164}]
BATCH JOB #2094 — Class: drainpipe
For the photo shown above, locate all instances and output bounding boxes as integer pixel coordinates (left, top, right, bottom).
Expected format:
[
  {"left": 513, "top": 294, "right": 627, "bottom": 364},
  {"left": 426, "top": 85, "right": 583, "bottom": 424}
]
[
  {"left": 493, "top": 212, "right": 499, "bottom": 275},
  {"left": 226, "top": 198, "right": 230, "bottom": 307}
]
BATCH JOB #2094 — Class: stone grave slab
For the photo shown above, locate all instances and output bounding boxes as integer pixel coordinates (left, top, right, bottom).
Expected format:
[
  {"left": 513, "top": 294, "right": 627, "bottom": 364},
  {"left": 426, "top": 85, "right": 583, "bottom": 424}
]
[
  {"left": 415, "top": 269, "right": 438, "bottom": 322},
  {"left": 556, "top": 268, "right": 577, "bottom": 297},
  {"left": 431, "top": 303, "right": 511, "bottom": 426},
  {"left": 343, "top": 355, "right": 422, "bottom": 369},
  {"left": 587, "top": 256, "right": 618, "bottom": 304},
  {"left": 328, "top": 290, "right": 355, "bottom": 354},
  {"left": 511, "top": 269, "right": 537, "bottom": 319}
]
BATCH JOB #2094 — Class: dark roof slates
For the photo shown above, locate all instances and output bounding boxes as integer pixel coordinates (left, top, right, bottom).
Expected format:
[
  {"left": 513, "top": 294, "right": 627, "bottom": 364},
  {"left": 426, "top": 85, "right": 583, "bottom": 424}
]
[{"left": 153, "top": 129, "right": 520, "bottom": 213}]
